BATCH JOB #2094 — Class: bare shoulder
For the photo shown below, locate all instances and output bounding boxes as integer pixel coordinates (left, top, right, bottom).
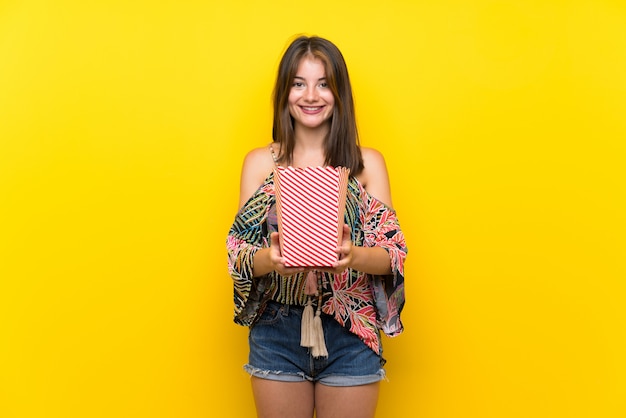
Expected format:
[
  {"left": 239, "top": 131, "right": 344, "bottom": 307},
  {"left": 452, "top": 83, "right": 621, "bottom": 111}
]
[
  {"left": 357, "top": 146, "right": 393, "bottom": 208},
  {"left": 238, "top": 143, "right": 277, "bottom": 208},
  {"left": 243, "top": 145, "right": 275, "bottom": 171},
  {"left": 357, "top": 146, "right": 389, "bottom": 185},
  {"left": 361, "top": 147, "right": 387, "bottom": 170}
]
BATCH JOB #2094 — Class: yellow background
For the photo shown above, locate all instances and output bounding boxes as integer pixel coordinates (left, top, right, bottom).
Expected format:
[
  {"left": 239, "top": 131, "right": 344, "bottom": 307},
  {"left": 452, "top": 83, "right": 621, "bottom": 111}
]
[{"left": 1, "top": 0, "right": 625, "bottom": 417}]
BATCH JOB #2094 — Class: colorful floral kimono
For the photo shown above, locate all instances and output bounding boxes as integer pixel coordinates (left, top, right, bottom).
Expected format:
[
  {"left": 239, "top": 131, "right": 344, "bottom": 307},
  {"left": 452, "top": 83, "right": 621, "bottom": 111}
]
[{"left": 226, "top": 172, "right": 407, "bottom": 355}]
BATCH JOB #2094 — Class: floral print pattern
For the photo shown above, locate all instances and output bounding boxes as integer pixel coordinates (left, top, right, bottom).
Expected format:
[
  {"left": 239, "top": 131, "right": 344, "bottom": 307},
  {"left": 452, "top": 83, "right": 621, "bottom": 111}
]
[{"left": 226, "top": 172, "right": 407, "bottom": 355}]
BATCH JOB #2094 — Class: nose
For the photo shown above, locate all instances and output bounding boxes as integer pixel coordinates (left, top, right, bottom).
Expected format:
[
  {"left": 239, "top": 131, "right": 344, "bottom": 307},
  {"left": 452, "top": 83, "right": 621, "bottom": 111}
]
[{"left": 304, "top": 85, "right": 318, "bottom": 102}]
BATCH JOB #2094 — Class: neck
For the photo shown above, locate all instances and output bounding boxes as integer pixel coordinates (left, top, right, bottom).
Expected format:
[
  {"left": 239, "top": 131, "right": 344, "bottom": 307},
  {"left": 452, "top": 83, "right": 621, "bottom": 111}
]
[
  {"left": 292, "top": 127, "right": 328, "bottom": 168},
  {"left": 294, "top": 123, "right": 328, "bottom": 146}
]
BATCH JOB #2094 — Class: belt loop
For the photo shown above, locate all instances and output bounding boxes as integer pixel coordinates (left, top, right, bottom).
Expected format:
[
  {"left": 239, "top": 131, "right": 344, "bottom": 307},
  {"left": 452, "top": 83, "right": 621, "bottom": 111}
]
[{"left": 282, "top": 304, "right": 290, "bottom": 316}]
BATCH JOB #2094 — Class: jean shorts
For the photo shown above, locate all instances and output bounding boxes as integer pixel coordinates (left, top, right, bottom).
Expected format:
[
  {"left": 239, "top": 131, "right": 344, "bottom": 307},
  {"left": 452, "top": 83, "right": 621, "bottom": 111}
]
[{"left": 244, "top": 300, "right": 386, "bottom": 387}]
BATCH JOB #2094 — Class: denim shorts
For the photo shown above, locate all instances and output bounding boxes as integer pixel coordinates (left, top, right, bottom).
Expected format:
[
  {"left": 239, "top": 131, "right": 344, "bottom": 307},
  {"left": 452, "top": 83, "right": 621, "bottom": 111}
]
[{"left": 244, "top": 300, "right": 386, "bottom": 387}]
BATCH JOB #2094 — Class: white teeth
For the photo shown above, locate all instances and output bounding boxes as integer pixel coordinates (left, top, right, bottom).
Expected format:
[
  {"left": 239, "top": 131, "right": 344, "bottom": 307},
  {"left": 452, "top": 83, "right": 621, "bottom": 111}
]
[{"left": 303, "top": 107, "right": 321, "bottom": 111}]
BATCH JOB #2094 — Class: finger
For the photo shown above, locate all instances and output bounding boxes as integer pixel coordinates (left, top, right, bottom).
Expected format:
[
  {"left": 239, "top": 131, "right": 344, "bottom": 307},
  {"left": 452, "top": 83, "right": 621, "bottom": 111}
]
[
  {"left": 270, "top": 232, "right": 281, "bottom": 247},
  {"left": 341, "top": 224, "right": 351, "bottom": 242},
  {"left": 270, "top": 232, "right": 284, "bottom": 260}
]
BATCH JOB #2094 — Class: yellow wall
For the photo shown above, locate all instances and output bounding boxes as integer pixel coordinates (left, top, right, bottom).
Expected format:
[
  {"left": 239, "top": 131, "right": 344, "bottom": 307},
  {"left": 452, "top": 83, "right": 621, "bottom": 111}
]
[{"left": 1, "top": 1, "right": 625, "bottom": 417}]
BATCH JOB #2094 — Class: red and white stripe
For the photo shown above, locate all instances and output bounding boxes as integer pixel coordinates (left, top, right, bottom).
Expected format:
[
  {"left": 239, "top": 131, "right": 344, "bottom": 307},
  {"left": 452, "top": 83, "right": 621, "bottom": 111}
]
[{"left": 275, "top": 166, "right": 349, "bottom": 267}]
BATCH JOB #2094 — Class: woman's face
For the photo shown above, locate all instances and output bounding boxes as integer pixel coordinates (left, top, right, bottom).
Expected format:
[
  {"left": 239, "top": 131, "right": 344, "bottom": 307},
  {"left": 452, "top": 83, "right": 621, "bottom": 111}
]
[{"left": 288, "top": 56, "right": 335, "bottom": 133}]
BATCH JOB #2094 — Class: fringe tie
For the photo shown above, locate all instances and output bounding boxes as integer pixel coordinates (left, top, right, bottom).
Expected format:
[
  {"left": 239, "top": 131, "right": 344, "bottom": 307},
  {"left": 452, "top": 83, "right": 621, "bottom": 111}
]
[{"left": 300, "top": 271, "right": 328, "bottom": 358}]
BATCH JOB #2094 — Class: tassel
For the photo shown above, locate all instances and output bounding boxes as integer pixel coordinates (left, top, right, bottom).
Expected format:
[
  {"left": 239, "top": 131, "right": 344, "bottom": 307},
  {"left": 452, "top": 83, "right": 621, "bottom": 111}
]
[
  {"left": 304, "top": 271, "right": 318, "bottom": 295},
  {"left": 300, "top": 298, "right": 314, "bottom": 348},
  {"left": 311, "top": 308, "right": 328, "bottom": 358},
  {"left": 301, "top": 271, "right": 327, "bottom": 358}
]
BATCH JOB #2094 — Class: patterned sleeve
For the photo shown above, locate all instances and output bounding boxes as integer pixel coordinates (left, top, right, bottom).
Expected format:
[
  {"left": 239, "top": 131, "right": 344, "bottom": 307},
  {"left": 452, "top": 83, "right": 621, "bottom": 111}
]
[
  {"left": 361, "top": 192, "right": 408, "bottom": 337},
  {"left": 226, "top": 183, "right": 274, "bottom": 326}
]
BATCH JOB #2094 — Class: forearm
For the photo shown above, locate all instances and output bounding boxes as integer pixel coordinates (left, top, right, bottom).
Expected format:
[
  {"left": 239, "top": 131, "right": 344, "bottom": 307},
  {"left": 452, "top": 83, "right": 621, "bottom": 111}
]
[
  {"left": 349, "top": 246, "right": 392, "bottom": 276},
  {"left": 252, "top": 247, "right": 273, "bottom": 277}
]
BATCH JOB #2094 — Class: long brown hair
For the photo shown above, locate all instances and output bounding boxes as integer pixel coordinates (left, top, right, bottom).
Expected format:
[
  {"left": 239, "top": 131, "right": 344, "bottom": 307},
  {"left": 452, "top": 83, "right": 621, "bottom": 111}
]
[{"left": 272, "top": 36, "right": 364, "bottom": 175}]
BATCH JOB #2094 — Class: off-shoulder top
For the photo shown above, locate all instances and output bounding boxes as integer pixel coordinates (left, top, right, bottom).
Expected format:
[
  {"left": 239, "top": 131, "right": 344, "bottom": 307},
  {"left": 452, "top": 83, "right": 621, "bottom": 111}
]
[{"left": 226, "top": 172, "right": 407, "bottom": 355}]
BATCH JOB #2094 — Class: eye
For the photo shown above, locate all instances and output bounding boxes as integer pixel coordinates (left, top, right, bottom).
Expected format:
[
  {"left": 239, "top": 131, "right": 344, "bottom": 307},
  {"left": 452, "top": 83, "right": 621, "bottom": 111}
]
[
  {"left": 292, "top": 82, "right": 304, "bottom": 88},
  {"left": 319, "top": 82, "right": 328, "bottom": 88}
]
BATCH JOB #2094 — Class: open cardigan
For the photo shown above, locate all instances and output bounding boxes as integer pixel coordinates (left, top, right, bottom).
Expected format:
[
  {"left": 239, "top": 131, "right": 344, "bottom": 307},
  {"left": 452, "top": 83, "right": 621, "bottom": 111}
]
[{"left": 226, "top": 172, "right": 407, "bottom": 355}]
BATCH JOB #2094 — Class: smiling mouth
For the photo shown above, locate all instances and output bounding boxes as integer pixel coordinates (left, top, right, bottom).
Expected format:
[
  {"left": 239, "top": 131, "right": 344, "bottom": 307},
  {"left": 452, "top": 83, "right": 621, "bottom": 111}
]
[{"left": 300, "top": 106, "right": 324, "bottom": 113}]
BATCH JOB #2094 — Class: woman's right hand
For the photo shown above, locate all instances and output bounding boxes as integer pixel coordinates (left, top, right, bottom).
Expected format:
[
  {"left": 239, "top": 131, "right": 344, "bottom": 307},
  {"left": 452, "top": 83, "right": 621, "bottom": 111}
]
[
  {"left": 254, "top": 232, "right": 304, "bottom": 277},
  {"left": 269, "top": 232, "right": 305, "bottom": 276}
]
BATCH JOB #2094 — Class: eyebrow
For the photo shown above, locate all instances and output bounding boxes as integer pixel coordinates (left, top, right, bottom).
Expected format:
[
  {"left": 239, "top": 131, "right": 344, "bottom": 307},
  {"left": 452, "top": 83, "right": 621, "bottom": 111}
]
[{"left": 294, "top": 76, "right": 327, "bottom": 81}]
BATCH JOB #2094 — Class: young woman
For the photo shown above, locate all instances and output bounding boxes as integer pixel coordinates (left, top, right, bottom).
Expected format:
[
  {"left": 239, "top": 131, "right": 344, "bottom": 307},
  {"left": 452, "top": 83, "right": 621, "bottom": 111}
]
[{"left": 227, "top": 36, "right": 407, "bottom": 418}]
